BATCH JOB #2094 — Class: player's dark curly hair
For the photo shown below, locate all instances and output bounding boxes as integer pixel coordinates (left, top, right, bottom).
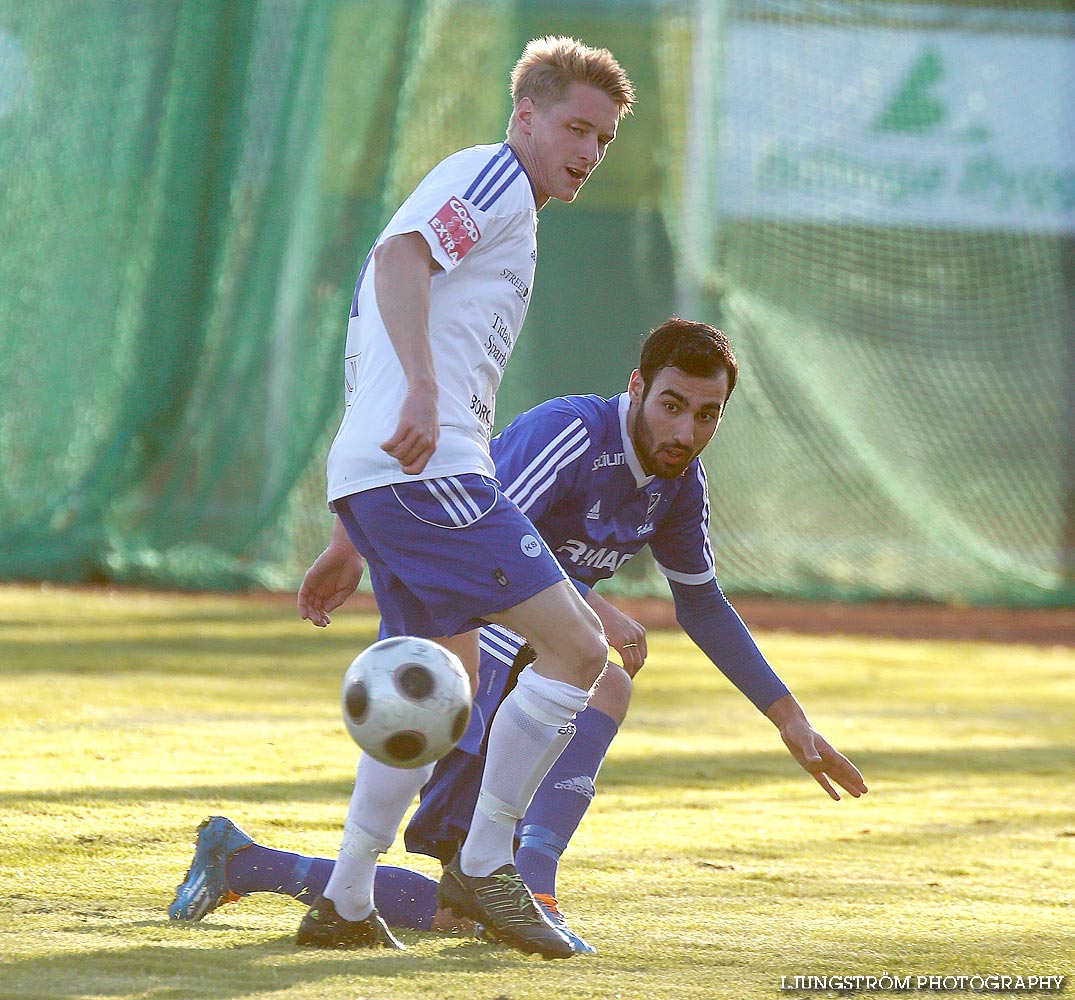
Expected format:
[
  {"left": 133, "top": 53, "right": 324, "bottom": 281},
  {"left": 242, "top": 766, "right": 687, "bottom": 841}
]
[{"left": 638, "top": 317, "right": 738, "bottom": 402}]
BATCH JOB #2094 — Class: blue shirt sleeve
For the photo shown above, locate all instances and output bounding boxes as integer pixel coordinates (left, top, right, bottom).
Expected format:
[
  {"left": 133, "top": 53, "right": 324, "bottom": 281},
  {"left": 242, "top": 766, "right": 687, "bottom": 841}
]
[{"left": 668, "top": 578, "right": 790, "bottom": 713}]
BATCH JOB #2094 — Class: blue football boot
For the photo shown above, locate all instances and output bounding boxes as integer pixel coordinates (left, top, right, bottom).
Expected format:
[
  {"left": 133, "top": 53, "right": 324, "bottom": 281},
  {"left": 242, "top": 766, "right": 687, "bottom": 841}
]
[{"left": 169, "top": 816, "right": 253, "bottom": 921}]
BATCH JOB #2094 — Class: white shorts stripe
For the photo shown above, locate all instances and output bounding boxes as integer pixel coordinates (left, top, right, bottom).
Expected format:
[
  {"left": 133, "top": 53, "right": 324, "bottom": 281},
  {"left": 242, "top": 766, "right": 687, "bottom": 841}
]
[
  {"left": 484, "top": 622, "right": 524, "bottom": 643},
  {"left": 445, "top": 476, "right": 483, "bottom": 520},
  {"left": 478, "top": 638, "right": 517, "bottom": 666},
  {"left": 424, "top": 478, "right": 467, "bottom": 526},
  {"left": 479, "top": 624, "right": 525, "bottom": 660}
]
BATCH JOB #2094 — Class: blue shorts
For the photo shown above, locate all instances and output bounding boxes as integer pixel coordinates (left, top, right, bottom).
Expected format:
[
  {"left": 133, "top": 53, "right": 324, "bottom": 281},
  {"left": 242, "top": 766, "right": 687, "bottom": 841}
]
[
  {"left": 404, "top": 746, "right": 485, "bottom": 863},
  {"left": 404, "top": 625, "right": 535, "bottom": 861},
  {"left": 335, "top": 474, "right": 567, "bottom": 639}
]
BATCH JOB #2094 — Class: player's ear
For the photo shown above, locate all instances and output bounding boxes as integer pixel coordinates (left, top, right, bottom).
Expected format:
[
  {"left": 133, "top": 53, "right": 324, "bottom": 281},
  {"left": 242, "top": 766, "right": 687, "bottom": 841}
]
[
  {"left": 513, "top": 97, "right": 536, "bottom": 133},
  {"left": 628, "top": 370, "right": 644, "bottom": 404}
]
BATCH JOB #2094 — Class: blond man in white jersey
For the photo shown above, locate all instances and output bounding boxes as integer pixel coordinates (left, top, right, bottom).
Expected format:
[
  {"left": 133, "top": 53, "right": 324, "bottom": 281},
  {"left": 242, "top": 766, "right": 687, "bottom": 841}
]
[{"left": 297, "top": 37, "right": 634, "bottom": 959}]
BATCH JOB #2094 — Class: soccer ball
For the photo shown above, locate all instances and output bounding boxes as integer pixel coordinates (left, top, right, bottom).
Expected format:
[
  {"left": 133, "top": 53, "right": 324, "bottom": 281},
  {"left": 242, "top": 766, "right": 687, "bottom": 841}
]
[{"left": 341, "top": 636, "right": 472, "bottom": 769}]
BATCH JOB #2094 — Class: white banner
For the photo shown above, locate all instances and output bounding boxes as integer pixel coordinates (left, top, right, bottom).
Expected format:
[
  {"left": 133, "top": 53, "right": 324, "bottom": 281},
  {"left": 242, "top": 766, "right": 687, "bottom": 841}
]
[{"left": 716, "top": 19, "right": 1075, "bottom": 232}]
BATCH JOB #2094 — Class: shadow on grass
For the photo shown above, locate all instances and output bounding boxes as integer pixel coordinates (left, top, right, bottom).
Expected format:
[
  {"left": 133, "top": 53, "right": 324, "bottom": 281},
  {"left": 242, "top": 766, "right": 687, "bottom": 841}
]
[
  {"left": 0, "top": 930, "right": 527, "bottom": 1000},
  {"left": 1, "top": 745, "right": 1070, "bottom": 812},
  {"left": 0, "top": 776, "right": 356, "bottom": 808},
  {"left": 600, "top": 743, "right": 1072, "bottom": 787},
  {"left": 0, "top": 628, "right": 381, "bottom": 678}
]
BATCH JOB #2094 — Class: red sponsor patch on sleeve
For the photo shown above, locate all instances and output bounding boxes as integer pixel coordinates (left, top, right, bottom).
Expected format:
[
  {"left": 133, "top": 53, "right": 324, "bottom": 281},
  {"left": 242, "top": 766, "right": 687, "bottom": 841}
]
[{"left": 428, "top": 197, "right": 481, "bottom": 264}]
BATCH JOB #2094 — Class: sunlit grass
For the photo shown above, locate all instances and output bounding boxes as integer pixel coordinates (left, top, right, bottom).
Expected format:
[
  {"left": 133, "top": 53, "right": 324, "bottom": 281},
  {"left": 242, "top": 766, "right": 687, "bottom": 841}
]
[{"left": 1, "top": 584, "right": 1072, "bottom": 999}]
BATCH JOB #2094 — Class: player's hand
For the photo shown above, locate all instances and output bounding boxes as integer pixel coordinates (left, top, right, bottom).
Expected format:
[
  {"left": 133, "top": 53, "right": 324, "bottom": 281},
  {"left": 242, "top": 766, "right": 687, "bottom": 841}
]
[
  {"left": 381, "top": 388, "right": 439, "bottom": 475},
  {"left": 585, "top": 590, "right": 648, "bottom": 676},
  {"left": 777, "top": 716, "right": 868, "bottom": 801},
  {"left": 298, "top": 543, "right": 365, "bottom": 628},
  {"left": 766, "top": 694, "right": 867, "bottom": 800}
]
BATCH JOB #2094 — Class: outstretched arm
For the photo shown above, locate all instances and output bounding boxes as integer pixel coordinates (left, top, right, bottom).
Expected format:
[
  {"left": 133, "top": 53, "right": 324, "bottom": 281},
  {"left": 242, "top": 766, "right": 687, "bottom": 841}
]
[
  {"left": 297, "top": 516, "right": 365, "bottom": 627},
  {"left": 669, "top": 578, "right": 866, "bottom": 800},
  {"left": 669, "top": 578, "right": 790, "bottom": 710}
]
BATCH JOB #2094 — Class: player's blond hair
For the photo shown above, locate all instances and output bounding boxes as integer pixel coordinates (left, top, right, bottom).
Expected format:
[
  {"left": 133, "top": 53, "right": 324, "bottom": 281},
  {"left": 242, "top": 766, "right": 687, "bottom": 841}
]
[{"left": 510, "top": 36, "right": 635, "bottom": 119}]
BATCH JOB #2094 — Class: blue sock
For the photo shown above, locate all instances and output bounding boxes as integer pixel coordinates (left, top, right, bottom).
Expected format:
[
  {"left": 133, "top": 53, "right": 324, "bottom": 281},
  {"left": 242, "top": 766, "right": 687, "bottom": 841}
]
[
  {"left": 515, "top": 706, "right": 618, "bottom": 898},
  {"left": 224, "top": 846, "right": 438, "bottom": 930},
  {"left": 372, "top": 865, "right": 440, "bottom": 930},
  {"left": 225, "top": 844, "right": 333, "bottom": 903}
]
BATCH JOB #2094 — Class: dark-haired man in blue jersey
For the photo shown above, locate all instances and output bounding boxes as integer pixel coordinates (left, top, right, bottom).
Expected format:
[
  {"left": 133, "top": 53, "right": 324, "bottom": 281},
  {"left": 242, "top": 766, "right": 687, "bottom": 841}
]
[{"left": 170, "top": 318, "right": 867, "bottom": 953}]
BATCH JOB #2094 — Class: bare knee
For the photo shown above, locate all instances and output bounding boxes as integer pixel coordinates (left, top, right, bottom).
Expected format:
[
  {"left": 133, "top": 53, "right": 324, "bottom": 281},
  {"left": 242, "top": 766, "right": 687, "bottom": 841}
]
[
  {"left": 488, "top": 581, "right": 609, "bottom": 689},
  {"left": 588, "top": 663, "right": 633, "bottom": 725},
  {"left": 529, "top": 620, "right": 608, "bottom": 690},
  {"left": 577, "top": 628, "right": 611, "bottom": 685}
]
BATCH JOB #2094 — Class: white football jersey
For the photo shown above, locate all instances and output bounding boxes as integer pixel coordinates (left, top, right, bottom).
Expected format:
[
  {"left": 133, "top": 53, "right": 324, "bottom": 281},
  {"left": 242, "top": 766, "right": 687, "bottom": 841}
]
[{"left": 327, "top": 143, "right": 538, "bottom": 502}]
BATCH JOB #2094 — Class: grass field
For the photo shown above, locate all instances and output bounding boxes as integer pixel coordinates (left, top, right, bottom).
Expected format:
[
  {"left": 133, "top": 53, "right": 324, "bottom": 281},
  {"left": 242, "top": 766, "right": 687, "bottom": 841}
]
[{"left": 1, "top": 584, "right": 1072, "bottom": 1000}]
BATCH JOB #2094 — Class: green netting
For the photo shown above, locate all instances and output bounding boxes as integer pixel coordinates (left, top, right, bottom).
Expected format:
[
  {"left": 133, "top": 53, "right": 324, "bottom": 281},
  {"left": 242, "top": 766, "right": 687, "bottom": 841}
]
[
  {"left": 671, "top": 1, "right": 1075, "bottom": 606},
  {"left": 0, "top": 0, "right": 1072, "bottom": 606}
]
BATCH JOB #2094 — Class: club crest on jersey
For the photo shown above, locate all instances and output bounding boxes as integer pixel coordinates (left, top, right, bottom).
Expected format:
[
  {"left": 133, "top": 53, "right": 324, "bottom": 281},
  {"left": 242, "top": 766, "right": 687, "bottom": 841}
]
[
  {"left": 636, "top": 491, "right": 661, "bottom": 535},
  {"left": 429, "top": 197, "right": 481, "bottom": 262}
]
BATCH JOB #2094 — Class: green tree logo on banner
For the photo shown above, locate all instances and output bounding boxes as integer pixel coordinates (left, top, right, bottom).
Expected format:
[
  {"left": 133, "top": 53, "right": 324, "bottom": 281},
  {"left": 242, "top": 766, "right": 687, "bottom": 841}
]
[
  {"left": 873, "top": 45, "right": 991, "bottom": 144},
  {"left": 872, "top": 46, "right": 946, "bottom": 134}
]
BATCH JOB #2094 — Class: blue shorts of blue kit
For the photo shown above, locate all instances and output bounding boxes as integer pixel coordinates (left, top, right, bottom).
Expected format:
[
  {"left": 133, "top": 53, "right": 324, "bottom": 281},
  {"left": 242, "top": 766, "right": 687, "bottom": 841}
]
[
  {"left": 334, "top": 474, "right": 567, "bottom": 639},
  {"left": 405, "top": 744, "right": 486, "bottom": 863}
]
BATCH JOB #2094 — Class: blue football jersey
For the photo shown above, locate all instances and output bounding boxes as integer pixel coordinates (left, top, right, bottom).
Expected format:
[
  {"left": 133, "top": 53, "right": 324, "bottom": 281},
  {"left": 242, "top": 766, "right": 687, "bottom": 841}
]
[
  {"left": 492, "top": 392, "right": 716, "bottom": 588},
  {"left": 410, "top": 390, "right": 788, "bottom": 780}
]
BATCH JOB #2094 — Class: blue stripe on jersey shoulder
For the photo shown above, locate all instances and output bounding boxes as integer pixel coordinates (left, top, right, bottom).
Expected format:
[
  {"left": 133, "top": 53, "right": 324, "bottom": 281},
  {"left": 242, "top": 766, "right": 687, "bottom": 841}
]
[
  {"left": 476, "top": 164, "right": 524, "bottom": 211},
  {"left": 464, "top": 145, "right": 509, "bottom": 200},
  {"left": 471, "top": 157, "right": 516, "bottom": 209},
  {"left": 464, "top": 144, "right": 533, "bottom": 211}
]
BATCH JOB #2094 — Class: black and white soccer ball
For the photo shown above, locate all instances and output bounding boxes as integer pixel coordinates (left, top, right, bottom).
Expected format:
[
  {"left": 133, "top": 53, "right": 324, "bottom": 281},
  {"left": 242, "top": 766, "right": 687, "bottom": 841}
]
[{"left": 341, "top": 636, "right": 472, "bottom": 769}]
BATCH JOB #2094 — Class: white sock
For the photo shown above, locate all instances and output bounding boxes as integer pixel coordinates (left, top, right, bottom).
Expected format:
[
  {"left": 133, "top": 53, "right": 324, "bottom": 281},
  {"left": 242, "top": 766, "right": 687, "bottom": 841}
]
[
  {"left": 323, "top": 754, "right": 433, "bottom": 920},
  {"left": 460, "top": 667, "right": 589, "bottom": 877}
]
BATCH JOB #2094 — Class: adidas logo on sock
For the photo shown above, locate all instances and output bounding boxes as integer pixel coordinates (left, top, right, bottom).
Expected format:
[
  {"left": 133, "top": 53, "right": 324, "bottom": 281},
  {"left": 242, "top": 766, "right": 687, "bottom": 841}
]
[{"left": 553, "top": 775, "right": 596, "bottom": 800}]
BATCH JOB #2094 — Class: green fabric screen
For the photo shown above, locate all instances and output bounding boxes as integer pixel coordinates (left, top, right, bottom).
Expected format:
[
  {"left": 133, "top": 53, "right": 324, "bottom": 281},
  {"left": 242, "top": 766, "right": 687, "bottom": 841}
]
[{"left": 1, "top": 0, "right": 1072, "bottom": 606}]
